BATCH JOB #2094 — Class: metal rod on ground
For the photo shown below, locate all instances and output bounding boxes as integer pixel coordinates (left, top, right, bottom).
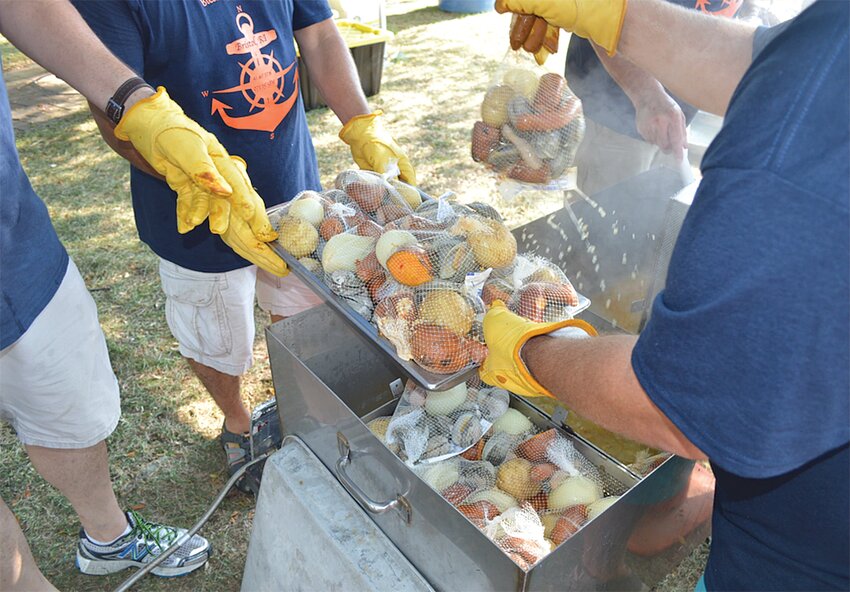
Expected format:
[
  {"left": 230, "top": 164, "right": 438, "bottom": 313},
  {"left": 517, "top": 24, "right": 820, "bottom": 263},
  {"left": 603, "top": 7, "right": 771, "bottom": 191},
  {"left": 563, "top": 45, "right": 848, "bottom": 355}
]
[{"left": 111, "top": 451, "right": 273, "bottom": 592}]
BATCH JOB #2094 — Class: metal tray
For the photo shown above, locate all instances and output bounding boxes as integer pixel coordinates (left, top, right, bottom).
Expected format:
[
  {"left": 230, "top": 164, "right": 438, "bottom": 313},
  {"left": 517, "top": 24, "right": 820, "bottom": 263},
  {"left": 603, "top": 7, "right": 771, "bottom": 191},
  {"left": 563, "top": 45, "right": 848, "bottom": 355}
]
[{"left": 266, "top": 203, "right": 589, "bottom": 391}]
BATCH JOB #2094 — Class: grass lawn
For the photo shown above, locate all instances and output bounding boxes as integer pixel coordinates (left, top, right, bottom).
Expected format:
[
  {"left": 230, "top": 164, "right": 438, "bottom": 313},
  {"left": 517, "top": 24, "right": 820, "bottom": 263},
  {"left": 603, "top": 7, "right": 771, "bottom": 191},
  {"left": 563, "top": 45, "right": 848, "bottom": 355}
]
[{"left": 1, "top": 2, "right": 707, "bottom": 590}]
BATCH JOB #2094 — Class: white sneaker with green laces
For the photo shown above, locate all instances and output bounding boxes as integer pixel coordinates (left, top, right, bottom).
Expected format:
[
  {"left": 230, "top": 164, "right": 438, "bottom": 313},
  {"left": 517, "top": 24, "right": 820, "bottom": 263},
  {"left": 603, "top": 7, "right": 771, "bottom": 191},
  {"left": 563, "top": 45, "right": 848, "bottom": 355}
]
[{"left": 76, "top": 510, "right": 212, "bottom": 577}]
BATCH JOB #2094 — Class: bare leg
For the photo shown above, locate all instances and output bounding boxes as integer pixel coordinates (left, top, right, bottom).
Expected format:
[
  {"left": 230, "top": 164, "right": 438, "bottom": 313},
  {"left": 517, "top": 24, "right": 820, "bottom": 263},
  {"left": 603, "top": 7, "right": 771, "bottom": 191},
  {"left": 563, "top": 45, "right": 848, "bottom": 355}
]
[
  {"left": 270, "top": 314, "right": 285, "bottom": 324},
  {"left": 0, "top": 497, "right": 58, "bottom": 592},
  {"left": 186, "top": 358, "right": 250, "bottom": 434},
  {"left": 25, "top": 442, "right": 127, "bottom": 542}
]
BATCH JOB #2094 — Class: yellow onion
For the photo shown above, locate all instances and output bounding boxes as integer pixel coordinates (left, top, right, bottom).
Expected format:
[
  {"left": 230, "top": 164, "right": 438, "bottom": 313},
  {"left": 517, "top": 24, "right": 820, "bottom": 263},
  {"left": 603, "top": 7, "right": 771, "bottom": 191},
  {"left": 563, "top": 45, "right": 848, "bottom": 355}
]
[
  {"left": 322, "top": 233, "right": 375, "bottom": 273},
  {"left": 586, "top": 496, "right": 620, "bottom": 520},
  {"left": 376, "top": 229, "right": 417, "bottom": 268},
  {"left": 424, "top": 383, "right": 468, "bottom": 415},
  {"left": 289, "top": 196, "right": 325, "bottom": 227},
  {"left": 491, "top": 409, "right": 533, "bottom": 435},
  {"left": 548, "top": 475, "right": 601, "bottom": 509}
]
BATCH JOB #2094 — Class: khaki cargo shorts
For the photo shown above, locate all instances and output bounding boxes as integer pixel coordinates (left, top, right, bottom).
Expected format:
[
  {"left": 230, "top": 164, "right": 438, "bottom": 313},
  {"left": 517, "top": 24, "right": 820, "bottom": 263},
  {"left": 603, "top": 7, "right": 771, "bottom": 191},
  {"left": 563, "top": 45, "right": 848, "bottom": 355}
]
[
  {"left": 158, "top": 259, "right": 322, "bottom": 376},
  {"left": 0, "top": 259, "right": 120, "bottom": 449}
]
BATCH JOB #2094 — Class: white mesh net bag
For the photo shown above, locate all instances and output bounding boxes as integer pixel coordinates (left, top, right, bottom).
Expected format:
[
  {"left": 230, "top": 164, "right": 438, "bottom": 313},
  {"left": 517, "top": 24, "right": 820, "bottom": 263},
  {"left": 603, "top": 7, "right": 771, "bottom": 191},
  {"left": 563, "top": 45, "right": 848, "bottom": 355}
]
[{"left": 472, "top": 50, "right": 585, "bottom": 191}]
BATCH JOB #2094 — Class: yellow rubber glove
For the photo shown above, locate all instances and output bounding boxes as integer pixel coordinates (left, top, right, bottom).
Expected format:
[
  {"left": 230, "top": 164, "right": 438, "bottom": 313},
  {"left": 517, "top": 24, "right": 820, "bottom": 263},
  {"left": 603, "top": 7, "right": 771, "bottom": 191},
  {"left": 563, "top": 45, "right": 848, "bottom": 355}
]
[
  {"left": 339, "top": 111, "right": 417, "bottom": 185},
  {"left": 479, "top": 300, "right": 597, "bottom": 399},
  {"left": 495, "top": 0, "right": 627, "bottom": 56},
  {"left": 115, "top": 87, "right": 274, "bottom": 239}
]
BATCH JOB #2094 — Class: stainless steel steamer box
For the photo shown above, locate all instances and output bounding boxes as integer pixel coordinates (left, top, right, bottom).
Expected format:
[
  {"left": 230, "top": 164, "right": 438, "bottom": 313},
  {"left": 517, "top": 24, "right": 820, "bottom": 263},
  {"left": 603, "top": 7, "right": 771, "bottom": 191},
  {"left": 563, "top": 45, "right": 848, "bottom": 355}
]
[
  {"left": 265, "top": 170, "right": 706, "bottom": 590},
  {"left": 266, "top": 304, "right": 704, "bottom": 591}
]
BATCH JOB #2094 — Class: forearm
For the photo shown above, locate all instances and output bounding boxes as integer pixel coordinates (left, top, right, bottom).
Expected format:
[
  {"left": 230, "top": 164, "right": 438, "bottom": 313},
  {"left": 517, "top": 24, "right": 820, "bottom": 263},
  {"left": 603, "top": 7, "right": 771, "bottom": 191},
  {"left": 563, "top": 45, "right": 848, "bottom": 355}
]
[
  {"left": 295, "top": 20, "right": 370, "bottom": 125},
  {"left": 0, "top": 0, "right": 151, "bottom": 111},
  {"left": 523, "top": 334, "right": 705, "bottom": 459},
  {"left": 616, "top": 0, "right": 756, "bottom": 115},
  {"left": 593, "top": 43, "right": 668, "bottom": 111}
]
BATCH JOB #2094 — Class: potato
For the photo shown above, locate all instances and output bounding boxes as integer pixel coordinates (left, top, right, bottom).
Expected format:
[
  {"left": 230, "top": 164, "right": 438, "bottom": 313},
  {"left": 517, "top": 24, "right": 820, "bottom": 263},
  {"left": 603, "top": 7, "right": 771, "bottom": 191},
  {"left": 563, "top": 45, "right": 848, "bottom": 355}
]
[
  {"left": 496, "top": 458, "right": 541, "bottom": 500},
  {"left": 277, "top": 216, "right": 319, "bottom": 258},
  {"left": 481, "top": 85, "right": 516, "bottom": 128},
  {"left": 419, "top": 290, "right": 474, "bottom": 336}
]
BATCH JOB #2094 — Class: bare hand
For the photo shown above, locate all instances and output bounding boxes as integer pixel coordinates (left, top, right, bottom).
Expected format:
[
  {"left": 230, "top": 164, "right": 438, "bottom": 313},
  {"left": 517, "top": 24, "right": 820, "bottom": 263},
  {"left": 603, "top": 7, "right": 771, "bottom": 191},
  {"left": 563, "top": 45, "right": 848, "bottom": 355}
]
[{"left": 634, "top": 91, "right": 687, "bottom": 161}]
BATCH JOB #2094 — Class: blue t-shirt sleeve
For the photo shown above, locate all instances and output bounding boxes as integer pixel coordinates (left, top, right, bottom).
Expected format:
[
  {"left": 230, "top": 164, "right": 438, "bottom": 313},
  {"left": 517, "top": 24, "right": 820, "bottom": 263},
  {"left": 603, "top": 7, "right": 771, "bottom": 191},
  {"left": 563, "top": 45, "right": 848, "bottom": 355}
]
[
  {"left": 752, "top": 20, "right": 792, "bottom": 60},
  {"left": 292, "top": 1, "right": 333, "bottom": 32},
  {"left": 72, "top": 0, "right": 145, "bottom": 75},
  {"left": 632, "top": 167, "right": 849, "bottom": 479}
]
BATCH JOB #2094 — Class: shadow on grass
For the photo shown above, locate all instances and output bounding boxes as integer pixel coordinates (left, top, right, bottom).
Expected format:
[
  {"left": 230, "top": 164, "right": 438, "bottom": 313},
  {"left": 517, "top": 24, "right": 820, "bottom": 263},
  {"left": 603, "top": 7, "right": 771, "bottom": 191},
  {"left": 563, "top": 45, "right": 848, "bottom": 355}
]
[{"left": 386, "top": 5, "right": 464, "bottom": 33}]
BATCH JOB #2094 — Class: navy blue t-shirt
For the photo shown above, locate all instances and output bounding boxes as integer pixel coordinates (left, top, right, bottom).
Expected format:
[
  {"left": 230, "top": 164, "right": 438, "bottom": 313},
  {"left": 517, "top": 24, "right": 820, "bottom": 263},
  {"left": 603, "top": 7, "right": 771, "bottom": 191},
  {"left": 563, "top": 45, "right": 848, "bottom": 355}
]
[
  {"left": 565, "top": 0, "right": 743, "bottom": 140},
  {"left": 73, "top": 0, "right": 330, "bottom": 272},
  {"left": 0, "top": 74, "right": 69, "bottom": 349},
  {"left": 632, "top": 2, "right": 849, "bottom": 590}
]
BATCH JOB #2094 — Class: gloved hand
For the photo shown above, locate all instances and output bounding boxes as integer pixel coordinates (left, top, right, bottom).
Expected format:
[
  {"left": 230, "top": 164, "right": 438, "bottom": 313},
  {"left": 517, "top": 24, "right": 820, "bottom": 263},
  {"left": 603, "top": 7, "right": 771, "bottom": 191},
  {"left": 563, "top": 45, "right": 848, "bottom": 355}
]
[
  {"left": 115, "top": 87, "right": 275, "bottom": 239},
  {"left": 495, "top": 0, "right": 627, "bottom": 55},
  {"left": 214, "top": 195, "right": 288, "bottom": 277},
  {"left": 479, "top": 300, "right": 597, "bottom": 399},
  {"left": 339, "top": 111, "right": 417, "bottom": 185},
  {"left": 216, "top": 156, "right": 287, "bottom": 276}
]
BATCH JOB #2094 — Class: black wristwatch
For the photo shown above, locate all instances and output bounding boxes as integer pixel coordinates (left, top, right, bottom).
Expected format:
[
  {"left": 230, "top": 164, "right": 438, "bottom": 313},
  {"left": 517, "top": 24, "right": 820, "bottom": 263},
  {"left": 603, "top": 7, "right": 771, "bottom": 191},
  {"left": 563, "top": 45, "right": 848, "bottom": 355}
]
[{"left": 106, "top": 77, "right": 154, "bottom": 124}]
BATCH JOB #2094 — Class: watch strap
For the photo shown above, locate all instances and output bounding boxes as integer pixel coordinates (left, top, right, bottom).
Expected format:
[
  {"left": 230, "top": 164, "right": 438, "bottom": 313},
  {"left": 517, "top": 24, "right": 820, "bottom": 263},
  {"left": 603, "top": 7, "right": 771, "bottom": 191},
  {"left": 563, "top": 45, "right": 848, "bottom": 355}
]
[{"left": 106, "top": 77, "right": 153, "bottom": 125}]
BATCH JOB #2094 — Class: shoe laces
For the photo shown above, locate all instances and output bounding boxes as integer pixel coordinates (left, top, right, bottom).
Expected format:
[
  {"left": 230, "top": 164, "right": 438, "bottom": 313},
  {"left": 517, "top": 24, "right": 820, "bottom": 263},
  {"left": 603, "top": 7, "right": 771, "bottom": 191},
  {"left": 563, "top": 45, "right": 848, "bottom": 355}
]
[{"left": 128, "top": 510, "right": 178, "bottom": 552}]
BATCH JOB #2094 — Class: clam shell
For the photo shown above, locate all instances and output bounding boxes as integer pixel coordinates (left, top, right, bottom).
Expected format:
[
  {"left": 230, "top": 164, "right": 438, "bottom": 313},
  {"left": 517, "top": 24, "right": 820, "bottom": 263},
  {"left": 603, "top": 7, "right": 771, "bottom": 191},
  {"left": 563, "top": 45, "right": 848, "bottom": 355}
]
[
  {"left": 487, "top": 144, "right": 520, "bottom": 172},
  {"left": 531, "top": 129, "right": 562, "bottom": 160},
  {"left": 324, "top": 270, "right": 365, "bottom": 297},
  {"left": 467, "top": 202, "right": 503, "bottom": 223},
  {"left": 550, "top": 117, "right": 585, "bottom": 178},
  {"left": 422, "top": 435, "right": 452, "bottom": 459},
  {"left": 507, "top": 96, "right": 534, "bottom": 128},
  {"left": 437, "top": 241, "right": 478, "bottom": 282},
  {"left": 451, "top": 412, "right": 483, "bottom": 449},
  {"left": 460, "top": 460, "right": 497, "bottom": 491},
  {"left": 482, "top": 431, "right": 520, "bottom": 466},
  {"left": 428, "top": 415, "right": 453, "bottom": 438},
  {"left": 414, "top": 199, "right": 440, "bottom": 218},
  {"left": 477, "top": 387, "right": 511, "bottom": 422}
]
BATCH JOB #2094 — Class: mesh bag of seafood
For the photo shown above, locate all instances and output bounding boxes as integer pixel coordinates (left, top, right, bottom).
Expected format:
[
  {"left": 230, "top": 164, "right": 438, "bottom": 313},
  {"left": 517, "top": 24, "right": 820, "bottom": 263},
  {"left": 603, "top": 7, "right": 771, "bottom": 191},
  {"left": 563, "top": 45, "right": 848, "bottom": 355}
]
[
  {"left": 471, "top": 49, "right": 585, "bottom": 197},
  {"left": 481, "top": 254, "right": 582, "bottom": 322},
  {"left": 333, "top": 169, "right": 418, "bottom": 226},
  {"left": 447, "top": 211, "right": 518, "bottom": 272},
  {"left": 411, "top": 195, "right": 505, "bottom": 230},
  {"left": 376, "top": 378, "right": 511, "bottom": 466},
  {"left": 320, "top": 220, "right": 384, "bottom": 320},
  {"left": 373, "top": 281, "right": 488, "bottom": 375},
  {"left": 373, "top": 405, "right": 623, "bottom": 569}
]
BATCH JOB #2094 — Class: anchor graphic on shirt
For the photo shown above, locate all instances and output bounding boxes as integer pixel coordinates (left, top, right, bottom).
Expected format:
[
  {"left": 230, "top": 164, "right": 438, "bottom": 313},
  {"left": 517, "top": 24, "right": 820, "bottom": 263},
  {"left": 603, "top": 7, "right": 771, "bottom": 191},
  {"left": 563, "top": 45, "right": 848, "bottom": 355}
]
[
  {"left": 694, "top": 0, "right": 743, "bottom": 18},
  {"left": 210, "top": 11, "right": 298, "bottom": 133}
]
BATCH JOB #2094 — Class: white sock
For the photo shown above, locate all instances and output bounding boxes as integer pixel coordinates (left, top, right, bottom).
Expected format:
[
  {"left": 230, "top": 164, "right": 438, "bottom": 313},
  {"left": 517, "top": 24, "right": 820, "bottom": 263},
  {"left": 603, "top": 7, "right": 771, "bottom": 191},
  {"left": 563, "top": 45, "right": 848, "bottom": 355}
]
[{"left": 85, "top": 521, "right": 132, "bottom": 546}]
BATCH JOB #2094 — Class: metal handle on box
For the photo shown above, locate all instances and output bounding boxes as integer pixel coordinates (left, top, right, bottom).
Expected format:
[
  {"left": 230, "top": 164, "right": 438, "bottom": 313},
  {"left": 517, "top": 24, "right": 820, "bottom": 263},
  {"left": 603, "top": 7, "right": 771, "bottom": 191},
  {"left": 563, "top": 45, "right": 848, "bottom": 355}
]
[{"left": 335, "top": 432, "right": 412, "bottom": 524}]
